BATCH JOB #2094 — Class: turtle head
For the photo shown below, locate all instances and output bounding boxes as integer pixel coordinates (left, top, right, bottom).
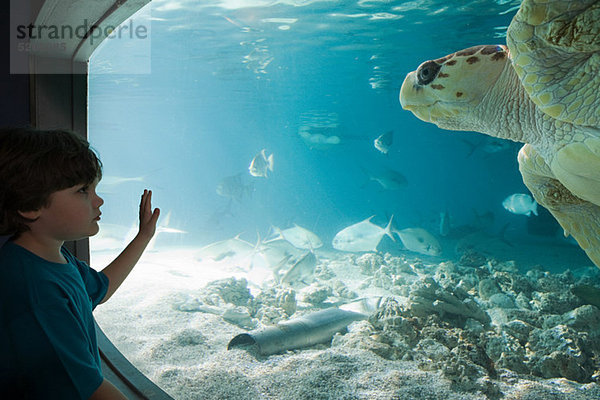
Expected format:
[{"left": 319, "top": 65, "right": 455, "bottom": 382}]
[{"left": 400, "top": 45, "right": 510, "bottom": 131}]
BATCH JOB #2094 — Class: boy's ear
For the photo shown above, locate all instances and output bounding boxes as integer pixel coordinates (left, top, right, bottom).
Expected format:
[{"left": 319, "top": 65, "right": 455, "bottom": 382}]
[{"left": 18, "top": 209, "right": 42, "bottom": 221}]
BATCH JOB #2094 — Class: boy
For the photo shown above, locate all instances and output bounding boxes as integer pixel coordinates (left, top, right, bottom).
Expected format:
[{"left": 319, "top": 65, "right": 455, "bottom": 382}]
[{"left": 0, "top": 127, "right": 160, "bottom": 399}]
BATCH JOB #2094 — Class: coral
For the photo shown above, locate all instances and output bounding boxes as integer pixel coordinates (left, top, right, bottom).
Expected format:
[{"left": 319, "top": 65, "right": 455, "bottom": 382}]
[
  {"left": 408, "top": 277, "right": 490, "bottom": 326},
  {"left": 356, "top": 253, "right": 385, "bottom": 275},
  {"left": 331, "top": 280, "right": 357, "bottom": 300},
  {"left": 221, "top": 306, "right": 256, "bottom": 329},
  {"left": 457, "top": 249, "right": 487, "bottom": 269},
  {"left": 254, "top": 305, "right": 288, "bottom": 324},
  {"left": 300, "top": 283, "right": 333, "bottom": 306},
  {"left": 253, "top": 287, "right": 297, "bottom": 317},
  {"left": 203, "top": 277, "right": 253, "bottom": 307},
  {"left": 527, "top": 325, "right": 596, "bottom": 382}
]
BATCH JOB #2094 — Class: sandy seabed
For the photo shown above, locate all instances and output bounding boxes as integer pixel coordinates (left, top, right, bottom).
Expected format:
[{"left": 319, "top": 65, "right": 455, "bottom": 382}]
[{"left": 93, "top": 237, "right": 600, "bottom": 400}]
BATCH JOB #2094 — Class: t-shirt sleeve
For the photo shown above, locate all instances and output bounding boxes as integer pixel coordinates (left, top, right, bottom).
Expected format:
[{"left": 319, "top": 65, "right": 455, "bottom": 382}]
[{"left": 61, "top": 248, "right": 109, "bottom": 308}]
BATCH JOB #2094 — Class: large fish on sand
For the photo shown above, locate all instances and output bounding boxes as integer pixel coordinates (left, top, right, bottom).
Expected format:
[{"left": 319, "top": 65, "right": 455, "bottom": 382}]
[
  {"left": 395, "top": 227, "right": 441, "bottom": 256},
  {"left": 332, "top": 216, "right": 394, "bottom": 252},
  {"left": 196, "top": 234, "right": 256, "bottom": 262},
  {"left": 249, "top": 149, "right": 274, "bottom": 178}
]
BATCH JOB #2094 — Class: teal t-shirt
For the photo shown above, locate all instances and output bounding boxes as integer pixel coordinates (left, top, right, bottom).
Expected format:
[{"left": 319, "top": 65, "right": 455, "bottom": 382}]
[{"left": 0, "top": 241, "right": 109, "bottom": 399}]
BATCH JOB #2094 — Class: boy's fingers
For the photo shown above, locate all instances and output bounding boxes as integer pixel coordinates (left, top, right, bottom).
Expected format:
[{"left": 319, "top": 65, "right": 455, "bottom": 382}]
[{"left": 152, "top": 208, "right": 160, "bottom": 224}]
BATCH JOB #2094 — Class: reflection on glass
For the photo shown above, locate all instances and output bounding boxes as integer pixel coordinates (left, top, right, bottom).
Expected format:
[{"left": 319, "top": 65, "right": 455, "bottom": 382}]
[{"left": 89, "top": 1, "right": 600, "bottom": 398}]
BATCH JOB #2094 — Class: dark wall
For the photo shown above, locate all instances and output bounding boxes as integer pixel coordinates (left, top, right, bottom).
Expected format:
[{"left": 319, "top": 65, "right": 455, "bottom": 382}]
[{"left": 1, "top": 2, "right": 31, "bottom": 128}]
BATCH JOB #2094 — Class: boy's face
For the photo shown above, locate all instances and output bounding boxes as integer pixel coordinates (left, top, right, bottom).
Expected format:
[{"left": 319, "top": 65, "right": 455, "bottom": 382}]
[{"left": 33, "top": 180, "right": 104, "bottom": 241}]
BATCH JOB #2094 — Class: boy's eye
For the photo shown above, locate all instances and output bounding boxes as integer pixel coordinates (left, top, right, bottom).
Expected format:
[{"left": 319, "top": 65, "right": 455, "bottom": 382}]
[{"left": 78, "top": 186, "right": 89, "bottom": 193}]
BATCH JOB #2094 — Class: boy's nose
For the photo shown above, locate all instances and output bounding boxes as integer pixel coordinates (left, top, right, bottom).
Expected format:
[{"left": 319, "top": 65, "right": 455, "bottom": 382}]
[{"left": 95, "top": 194, "right": 104, "bottom": 208}]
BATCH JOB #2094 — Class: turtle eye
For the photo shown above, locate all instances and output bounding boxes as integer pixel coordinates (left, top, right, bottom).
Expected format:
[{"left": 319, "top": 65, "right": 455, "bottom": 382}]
[{"left": 416, "top": 60, "right": 441, "bottom": 85}]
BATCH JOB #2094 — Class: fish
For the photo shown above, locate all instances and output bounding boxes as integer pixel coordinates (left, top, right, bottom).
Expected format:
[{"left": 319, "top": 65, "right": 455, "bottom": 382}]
[
  {"left": 248, "top": 149, "right": 274, "bottom": 178},
  {"left": 374, "top": 130, "right": 393, "bottom": 154},
  {"left": 462, "top": 137, "right": 512, "bottom": 157},
  {"left": 365, "top": 169, "right": 407, "bottom": 190},
  {"left": 216, "top": 173, "right": 254, "bottom": 202},
  {"left": 100, "top": 175, "right": 145, "bottom": 186},
  {"left": 502, "top": 193, "right": 538, "bottom": 216},
  {"left": 395, "top": 227, "right": 441, "bottom": 256},
  {"left": 196, "top": 234, "right": 256, "bottom": 262},
  {"left": 280, "top": 251, "right": 317, "bottom": 286},
  {"left": 332, "top": 216, "right": 394, "bottom": 252},
  {"left": 571, "top": 284, "right": 600, "bottom": 309},
  {"left": 144, "top": 210, "right": 188, "bottom": 250},
  {"left": 256, "top": 238, "right": 304, "bottom": 270},
  {"left": 270, "top": 224, "right": 323, "bottom": 250},
  {"left": 439, "top": 210, "right": 450, "bottom": 237}
]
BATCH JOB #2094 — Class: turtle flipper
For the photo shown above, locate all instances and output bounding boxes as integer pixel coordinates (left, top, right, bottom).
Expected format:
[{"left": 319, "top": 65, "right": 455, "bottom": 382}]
[
  {"left": 507, "top": 0, "right": 600, "bottom": 126},
  {"left": 518, "top": 144, "right": 600, "bottom": 268}
]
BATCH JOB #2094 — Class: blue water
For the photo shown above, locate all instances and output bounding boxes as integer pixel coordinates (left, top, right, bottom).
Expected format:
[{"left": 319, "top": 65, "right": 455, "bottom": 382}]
[{"left": 88, "top": 0, "right": 546, "bottom": 252}]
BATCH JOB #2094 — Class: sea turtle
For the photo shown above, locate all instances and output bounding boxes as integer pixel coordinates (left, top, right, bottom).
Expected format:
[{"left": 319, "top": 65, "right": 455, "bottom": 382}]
[{"left": 399, "top": 0, "right": 600, "bottom": 267}]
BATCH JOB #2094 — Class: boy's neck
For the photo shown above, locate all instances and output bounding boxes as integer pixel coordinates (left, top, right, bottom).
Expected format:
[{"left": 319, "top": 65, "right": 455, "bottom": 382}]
[{"left": 13, "top": 233, "right": 67, "bottom": 264}]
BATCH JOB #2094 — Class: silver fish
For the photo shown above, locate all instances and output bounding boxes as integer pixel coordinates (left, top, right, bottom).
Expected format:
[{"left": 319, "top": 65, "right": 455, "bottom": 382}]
[
  {"left": 216, "top": 173, "right": 254, "bottom": 202},
  {"left": 395, "top": 227, "right": 441, "bottom": 256},
  {"left": 332, "top": 216, "right": 394, "bottom": 252},
  {"left": 502, "top": 193, "right": 538, "bottom": 216},
  {"left": 249, "top": 149, "right": 274, "bottom": 178},
  {"left": 196, "top": 234, "right": 256, "bottom": 262},
  {"left": 280, "top": 251, "right": 317, "bottom": 286},
  {"left": 270, "top": 224, "right": 323, "bottom": 250},
  {"left": 374, "top": 130, "right": 393, "bottom": 154},
  {"left": 366, "top": 169, "right": 407, "bottom": 190}
]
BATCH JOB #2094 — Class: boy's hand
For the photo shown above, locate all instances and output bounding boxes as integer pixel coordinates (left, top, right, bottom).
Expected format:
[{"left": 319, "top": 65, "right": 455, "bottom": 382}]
[{"left": 138, "top": 189, "right": 160, "bottom": 240}]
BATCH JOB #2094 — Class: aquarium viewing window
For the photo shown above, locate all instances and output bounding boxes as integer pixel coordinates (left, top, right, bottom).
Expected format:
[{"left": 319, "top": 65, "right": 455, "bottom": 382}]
[{"left": 88, "top": 1, "right": 600, "bottom": 399}]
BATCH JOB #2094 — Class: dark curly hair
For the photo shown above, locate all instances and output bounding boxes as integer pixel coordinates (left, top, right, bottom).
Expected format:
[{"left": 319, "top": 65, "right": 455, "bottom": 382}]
[{"left": 0, "top": 127, "right": 103, "bottom": 237}]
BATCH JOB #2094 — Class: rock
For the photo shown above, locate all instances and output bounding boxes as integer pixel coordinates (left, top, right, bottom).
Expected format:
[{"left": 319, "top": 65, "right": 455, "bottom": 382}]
[
  {"left": 488, "top": 293, "right": 516, "bottom": 309},
  {"left": 527, "top": 325, "right": 596, "bottom": 382},
  {"left": 501, "top": 319, "right": 534, "bottom": 345},
  {"left": 331, "top": 320, "right": 397, "bottom": 359},
  {"left": 222, "top": 306, "right": 256, "bottom": 329},
  {"left": 515, "top": 292, "right": 531, "bottom": 309},
  {"left": 415, "top": 338, "right": 450, "bottom": 365},
  {"left": 561, "top": 305, "right": 600, "bottom": 332},
  {"left": 485, "top": 332, "right": 527, "bottom": 374},
  {"left": 458, "top": 249, "right": 487, "bottom": 268},
  {"left": 530, "top": 290, "right": 581, "bottom": 315},
  {"left": 464, "top": 318, "right": 485, "bottom": 335},
  {"left": 478, "top": 279, "right": 502, "bottom": 300}
]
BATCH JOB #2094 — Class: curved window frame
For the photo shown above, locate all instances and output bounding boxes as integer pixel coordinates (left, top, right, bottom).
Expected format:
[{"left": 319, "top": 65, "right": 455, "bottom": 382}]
[{"left": 20, "top": 0, "right": 172, "bottom": 397}]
